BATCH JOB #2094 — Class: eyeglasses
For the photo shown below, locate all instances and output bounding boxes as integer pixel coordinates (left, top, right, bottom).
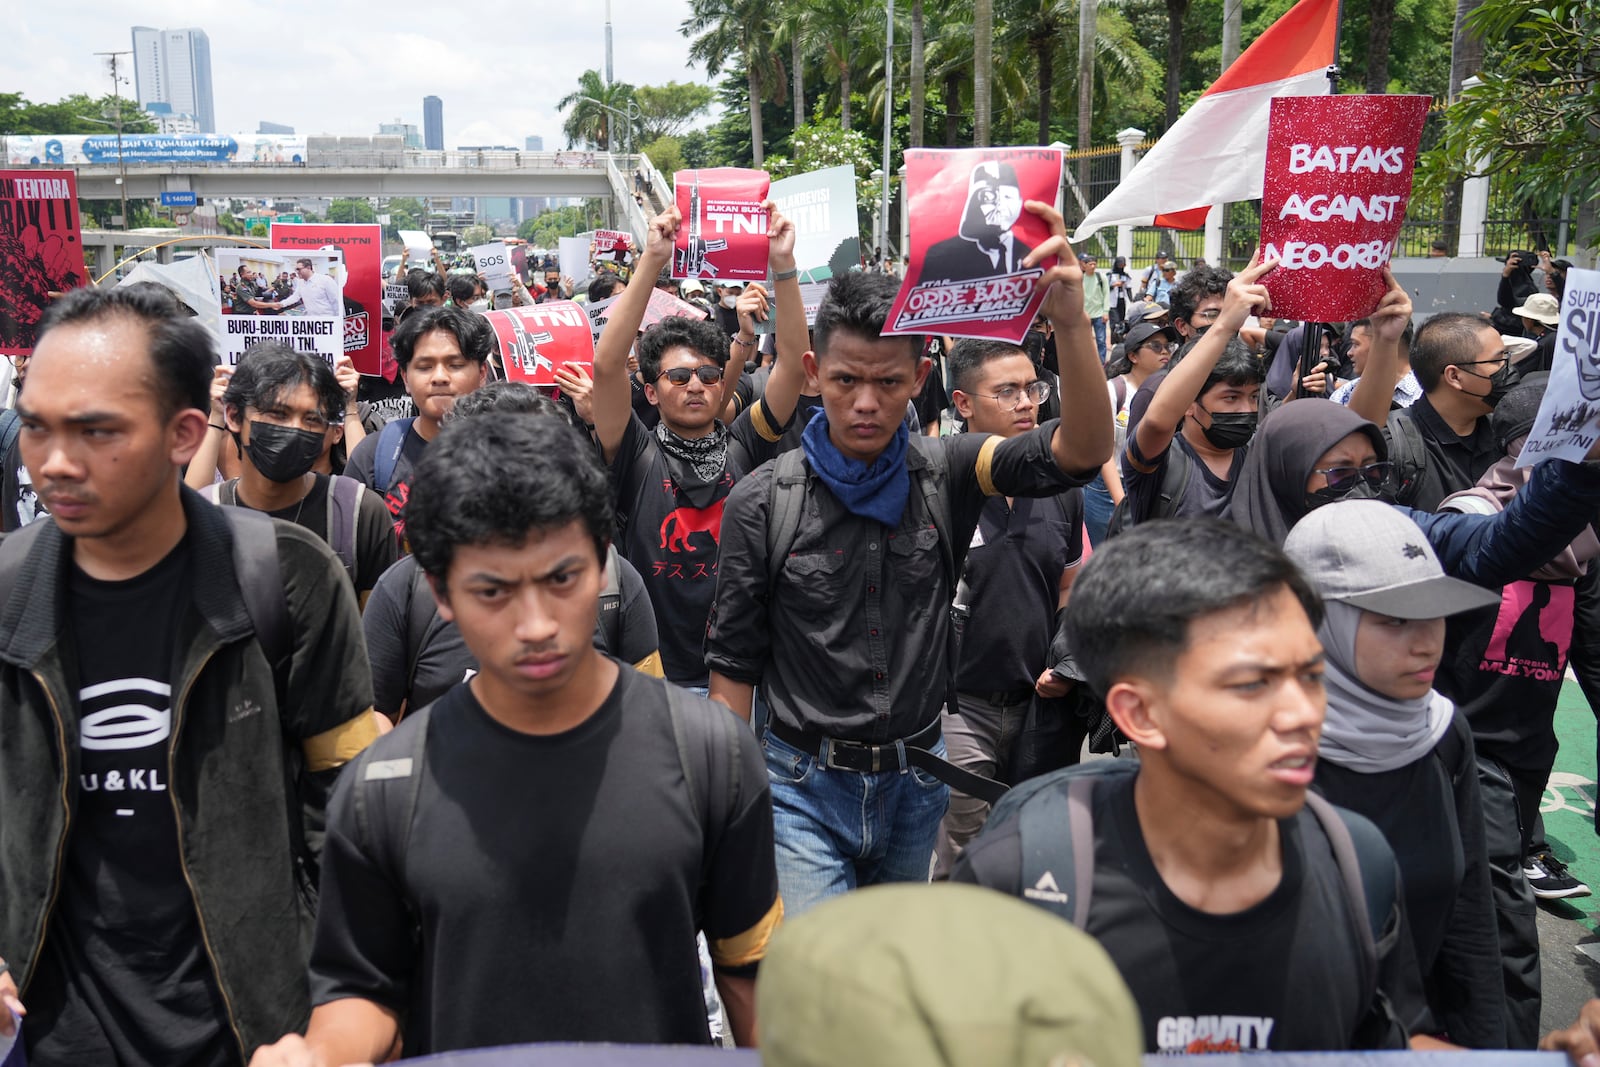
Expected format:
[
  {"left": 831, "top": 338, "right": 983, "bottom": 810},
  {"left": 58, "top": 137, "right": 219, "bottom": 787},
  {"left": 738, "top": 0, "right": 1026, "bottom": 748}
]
[
  {"left": 974, "top": 380, "right": 1051, "bottom": 410},
  {"left": 1312, "top": 461, "right": 1394, "bottom": 494},
  {"left": 5, "top": 353, "right": 29, "bottom": 368},
  {"left": 658, "top": 365, "right": 724, "bottom": 386},
  {"left": 1192, "top": 308, "right": 1223, "bottom": 322},
  {"left": 1136, "top": 341, "right": 1171, "bottom": 355}
]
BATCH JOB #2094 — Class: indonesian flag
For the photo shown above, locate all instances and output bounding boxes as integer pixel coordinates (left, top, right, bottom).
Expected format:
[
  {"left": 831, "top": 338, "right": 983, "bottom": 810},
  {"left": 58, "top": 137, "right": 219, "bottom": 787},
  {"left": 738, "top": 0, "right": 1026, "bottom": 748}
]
[{"left": 1073, "top": 0, "right": 1339, "bottom": 240}]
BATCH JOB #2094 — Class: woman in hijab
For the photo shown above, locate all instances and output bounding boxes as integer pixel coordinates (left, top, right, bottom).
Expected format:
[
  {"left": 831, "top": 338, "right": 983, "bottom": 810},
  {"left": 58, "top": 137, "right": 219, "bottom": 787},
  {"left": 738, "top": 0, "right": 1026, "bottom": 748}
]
[{"left": 1285, "top": 501, "right": 1505, "bottom": 1048}]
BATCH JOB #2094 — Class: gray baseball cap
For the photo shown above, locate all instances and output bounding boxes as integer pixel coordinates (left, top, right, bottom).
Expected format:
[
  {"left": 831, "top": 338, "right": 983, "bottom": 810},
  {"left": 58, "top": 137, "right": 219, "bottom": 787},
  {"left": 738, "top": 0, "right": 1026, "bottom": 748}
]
[{"left": 1285, "top": 501, "right": 1501, "bottom": 619}]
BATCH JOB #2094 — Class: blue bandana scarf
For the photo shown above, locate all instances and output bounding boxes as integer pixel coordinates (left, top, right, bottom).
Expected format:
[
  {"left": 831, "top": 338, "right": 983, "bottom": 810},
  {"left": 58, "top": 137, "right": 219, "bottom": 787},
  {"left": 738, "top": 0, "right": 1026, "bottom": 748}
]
[{"left": 800, "top": 408, "right": 910, "bottom": 528}]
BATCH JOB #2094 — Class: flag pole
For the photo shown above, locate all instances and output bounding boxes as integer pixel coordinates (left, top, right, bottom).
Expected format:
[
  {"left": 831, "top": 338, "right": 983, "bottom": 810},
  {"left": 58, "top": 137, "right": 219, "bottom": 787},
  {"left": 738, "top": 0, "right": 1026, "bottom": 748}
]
[{"left": 1294, "top": 0, "right": 1345, "bottom": 400}]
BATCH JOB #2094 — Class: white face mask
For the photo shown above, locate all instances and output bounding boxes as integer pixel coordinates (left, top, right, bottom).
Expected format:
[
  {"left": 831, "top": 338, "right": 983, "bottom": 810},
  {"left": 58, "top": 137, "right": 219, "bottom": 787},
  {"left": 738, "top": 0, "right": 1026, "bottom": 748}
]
[{"left": 721, "top": 294, "right": 738, "bottom": 308}]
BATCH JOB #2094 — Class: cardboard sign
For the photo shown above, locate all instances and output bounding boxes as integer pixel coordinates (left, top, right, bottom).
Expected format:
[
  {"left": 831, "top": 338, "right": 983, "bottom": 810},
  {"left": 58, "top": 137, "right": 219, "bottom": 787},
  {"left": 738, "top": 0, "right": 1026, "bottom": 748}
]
[
  {"left": 216, "top": 249, "right": 344, "bottom": 368},
  {"left": 885, "top": 147, "right": 1064, "bottom": 343},
  {"left": 0, "top": 170, "right": 88, "bottom": 356},
  {"left": 769, "top": 166, "right": 860, "bottom": 284},
  {"left": 593, "top": 228, "right": 631, "bottom": 261},
  {"left": 1516, "top": 268, "right": 1600, "bottom": 467},
  {"left": 272, "top": 223, "right": 383, "bottom": 375},
  {"left": 673, "top": 167, "right": 770, "bottom": 282},
  {"left": 559, "top": 236, "right": 590, "bottom": 285},
  {"left": 397, "top": 229, "right": 433, "bottom": 261},
  {"left": 484, "top": 302, "right": 595, "bottom": 386},
  {"left": 471, "top": 242, "right": 514, "bottom": 292},
  {"left": 1259, "top": 95, "right": 1431, "bottom": 322},
  {"left": 602, "top": 286, "right": 711, "bottom": 334}
]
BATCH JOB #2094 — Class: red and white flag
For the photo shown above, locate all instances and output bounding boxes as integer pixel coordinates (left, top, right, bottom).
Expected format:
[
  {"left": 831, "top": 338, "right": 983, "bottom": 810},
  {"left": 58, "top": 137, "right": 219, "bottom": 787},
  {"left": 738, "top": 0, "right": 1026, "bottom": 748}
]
[{"left": 1072, "top": 0, "right": 1339, "bottom": 240}]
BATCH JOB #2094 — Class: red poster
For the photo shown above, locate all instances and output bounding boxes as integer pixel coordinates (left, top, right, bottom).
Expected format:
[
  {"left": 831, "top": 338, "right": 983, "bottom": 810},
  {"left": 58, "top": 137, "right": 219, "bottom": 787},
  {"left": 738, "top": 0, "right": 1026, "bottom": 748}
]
[
  {"left": 0, "top": 170, "right": 88, "bottom": 357},
  {"left": 885, "top": 148, "right": 1064, "bottom": 344},
  {"left": 601, "top": 286, "right": 710, "bottom": 334},
  {"left": 271, "top": 223, "right": 385, "bottom": 375},
  {"left": 485, "top": 302, "right": 595, "bottom": 387},
  {"left": 593, "top": 228, "right": 631, "bottom": 261},
  {"left": 673, "top": 167, "right": 770, "bottom": 282},
  {"left": 1259, "top": 95, "right": 1431, "bottom": 322}
]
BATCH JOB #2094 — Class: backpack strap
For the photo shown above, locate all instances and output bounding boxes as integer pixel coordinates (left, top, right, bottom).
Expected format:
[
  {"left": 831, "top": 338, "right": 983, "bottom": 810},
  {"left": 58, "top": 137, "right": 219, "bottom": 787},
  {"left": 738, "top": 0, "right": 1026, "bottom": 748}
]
[
  {"left": 1112, "top": 376, "right": 1128, "bottom": 414},
  {"left": 200, "top": 479, "right": 239, "bottom": 506},
  {"left": 664, "top": 683, "right": 739, "bottom": 887},
  {"left": 373, "top": 418, "right": 415, "bottom": 494},
  {"left": 598, "top": 544, "right": 623, "bottom": 655},
  {"left": 765, "top": 449, "right": 810, "bottom": 583},
  {"left": 1016, "top": 775, "right": 1097, "bottom": 927},
  {"left": 222, "top": 508, "right": 291, "bottom": 702},
  {"left": 326, "top": 475, "right": 363, "bottom": 584},
  {"left": 1304, "top": 791, "right": 1394, "bottom": 1011},
  {"left": 403, "top": 561, "right": 441, "bottom": 716},
  {"left": 1160, "top": 442, "right": 1193, "bottom": 519},
  {"left": 1385, "top": 410, "right": 1428, "bottom": 507},
  {"left": 352, "top": 704, "right": 432, "bottom": 889}
]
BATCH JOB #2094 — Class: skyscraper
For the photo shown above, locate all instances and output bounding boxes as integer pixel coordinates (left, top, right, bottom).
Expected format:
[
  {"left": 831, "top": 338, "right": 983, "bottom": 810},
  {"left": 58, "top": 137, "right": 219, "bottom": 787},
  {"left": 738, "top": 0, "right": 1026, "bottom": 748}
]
[
  {"left": 423, "top": 96, "right": 444, "bottom": 151},
  {"left": 131, "top": 26, "right": 216, "bottom": 133},
  {"left": 525, "top": 135, "right": 545, "bottom": 152}
]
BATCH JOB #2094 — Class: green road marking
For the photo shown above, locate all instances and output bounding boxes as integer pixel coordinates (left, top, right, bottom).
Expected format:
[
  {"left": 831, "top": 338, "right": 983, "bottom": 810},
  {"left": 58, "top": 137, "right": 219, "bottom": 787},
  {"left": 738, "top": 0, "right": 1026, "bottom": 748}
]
[{"left": 1544, "top": 682, "right": 1599, "bottom": 919}]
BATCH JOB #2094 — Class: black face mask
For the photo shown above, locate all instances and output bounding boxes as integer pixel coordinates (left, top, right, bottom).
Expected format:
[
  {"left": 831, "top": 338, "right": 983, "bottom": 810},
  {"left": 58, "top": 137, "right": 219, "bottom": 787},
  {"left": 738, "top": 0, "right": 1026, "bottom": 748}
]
[
  {"left": 1198, "top": 408, "right": 1257, "bottom": 450},
  {"left": 245, "top": 421, "right": 325, "bottom": 483},
  {"left": 1304, "top": 478, "right": 1391, "bottom": 513},
  {"left": 1459, "top": 360, "right": 1521, "bottom": 408},
  {"left": 1021, "top": 330, "right": 1047, "bottom": 368}
]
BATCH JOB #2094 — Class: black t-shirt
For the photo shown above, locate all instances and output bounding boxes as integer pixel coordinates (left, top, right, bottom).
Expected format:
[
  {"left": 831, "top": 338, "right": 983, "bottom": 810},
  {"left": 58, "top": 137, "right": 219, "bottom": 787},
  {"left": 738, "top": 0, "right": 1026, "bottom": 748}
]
[
  {"left": 611, "top": 410, "right": 782, "bottom": 686},
  {"left": 345, "top": 422, "right": 429, "bottom": 547},
  {"left": 362, "top": 552, "right": 660, "bottom": 717},
  {"left": 957, "top": 490, "right": 1084, "bottom": 692},
  {"left": 27, "top": 538, "right": 233, "bottom": 1067},
  {"left": 309, "top": 670, "right": 780, "bottom": 1053},
  {"left": 227, "top": 474, "right": 399, "bottom": 598},
  {"left": 1388, "top": 395, "right": 1498, "bottom": 512},
  {"left": 357, "top": 373, "right": 415, "bottom": 425},
  {"left": 954, "top": 773, "right": 1429, "bottom": 1052},
  {"left": 1124, "top": 425, "right": 1245, "bottom": 523}
]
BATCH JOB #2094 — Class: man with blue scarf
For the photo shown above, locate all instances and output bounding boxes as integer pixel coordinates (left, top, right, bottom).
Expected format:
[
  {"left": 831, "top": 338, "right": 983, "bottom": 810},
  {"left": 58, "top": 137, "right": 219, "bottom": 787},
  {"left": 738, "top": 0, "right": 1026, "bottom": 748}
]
[{"left": 707, "top": 202, "right": 1113, "bottom": 914}]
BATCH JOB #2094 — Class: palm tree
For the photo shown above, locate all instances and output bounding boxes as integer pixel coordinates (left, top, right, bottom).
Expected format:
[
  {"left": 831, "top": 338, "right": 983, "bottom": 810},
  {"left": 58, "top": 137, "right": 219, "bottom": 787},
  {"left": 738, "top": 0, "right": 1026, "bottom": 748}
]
[
  {"left": 1164, "top": 0, "right": 1189, "bottom": 130},
  {"left": 909, "top": 0, "right": 927, "bottom": 147},
  {"left": 774, "top": 0, "right": 811, "bottom": 130},
  {"left": 683, "top": 0, "right": 783, "bottom": 166},
  {"left": 997, "top": 0, "right": 1074, "bottom": 146},
  {"left": 1077, "top": 0, "right": 1097, "bottom": 181},
  {"left": 974, "top": 0, "right": 993, "bottom": 145},
  {"left": 558, "top": 70, "right": 635, "bottom": 150},
  {"left": 809, "top": 0, "right": 864, "bottom": 131}
]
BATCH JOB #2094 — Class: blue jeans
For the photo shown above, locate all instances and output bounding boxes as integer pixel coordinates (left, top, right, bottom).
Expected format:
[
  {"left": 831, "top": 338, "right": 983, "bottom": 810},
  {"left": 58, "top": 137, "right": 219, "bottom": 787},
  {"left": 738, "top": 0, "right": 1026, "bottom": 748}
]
[
  {"left": 762, "top": 731, "right": 950, "bottom": 916},
  {"left": 1091, "top": 317, "right": 1108, "bottom": 363},
  {"left": 1083, "top": 473, "right": 1115, "bottom": 545}
]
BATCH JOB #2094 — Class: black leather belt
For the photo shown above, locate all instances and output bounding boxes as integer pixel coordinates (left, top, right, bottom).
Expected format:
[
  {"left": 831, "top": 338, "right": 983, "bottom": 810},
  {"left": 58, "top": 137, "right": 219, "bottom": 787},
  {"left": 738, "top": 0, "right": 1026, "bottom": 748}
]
[{"left": 765, "top": 717, "right": 1010, "bottom": 805}]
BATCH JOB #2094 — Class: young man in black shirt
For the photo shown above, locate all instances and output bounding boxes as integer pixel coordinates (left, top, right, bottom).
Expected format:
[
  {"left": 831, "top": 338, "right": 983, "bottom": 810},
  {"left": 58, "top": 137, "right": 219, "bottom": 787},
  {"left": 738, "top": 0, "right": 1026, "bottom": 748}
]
[
  {"left": 0, "top": 285, "right": 378, "bottom": 1065},
  {"left": 706, "top": 202, "right": 1112, "bottom": 914},
  {"left": 344, "top": 306, "right": 491, "bottom": 547},
  {"left": 206, "top": 343, "right": 398, "bottom": 607},
  {"left": 932, "top": 336, "right": 1086, "bottom": 877},
  {"left": 247, "top": 413, "right": 779, "bottom": 1065},
  {"left": 592, "top": 203, "right": 807, "bottom": 691},
  {"left": 955, "top": 519, "right": 1445, "bottom": 1053}
]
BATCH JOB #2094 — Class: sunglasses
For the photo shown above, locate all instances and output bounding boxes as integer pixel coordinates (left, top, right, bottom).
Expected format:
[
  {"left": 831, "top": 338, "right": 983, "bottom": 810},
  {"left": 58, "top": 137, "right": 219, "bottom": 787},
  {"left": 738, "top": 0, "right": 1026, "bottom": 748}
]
[
  {"left": 658, "top": 365, "right": 724, "bottom": 386},
  {"left": 1313, "top": 461, "right": 1394, "bottom": 494}
]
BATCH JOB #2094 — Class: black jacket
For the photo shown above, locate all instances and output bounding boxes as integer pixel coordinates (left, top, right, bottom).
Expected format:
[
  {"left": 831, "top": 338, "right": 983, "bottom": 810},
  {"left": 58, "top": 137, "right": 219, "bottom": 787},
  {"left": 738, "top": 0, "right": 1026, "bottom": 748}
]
[{"left": 0, "top": 489, "right": 377, "bottom": 1060}]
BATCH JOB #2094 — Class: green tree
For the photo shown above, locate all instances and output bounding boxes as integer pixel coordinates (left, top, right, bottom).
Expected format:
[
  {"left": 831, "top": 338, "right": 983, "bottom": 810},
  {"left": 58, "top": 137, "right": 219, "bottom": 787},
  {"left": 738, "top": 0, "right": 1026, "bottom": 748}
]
[
  {"left": 382, "top": 196, "right": 424, "bottom": 239},
  {"left": 634, "top": 82, "right": 716, "bottom": 142},
  {"left": 461, "top": 224, "right": 494, "bottom": 247},
  {"left": 327, "top": 198, "right": 376, "bottom": 224},
  {"left": 559, "top": 70, "right": 637, "bottom": 150},
  {"left": 641, "top": 135, "right": 687, "bottom": 176},
  {"left": 0, "top": 92, "right": 157, "bottom": 134},
  {"left": 683, "top": 0, "right": 784, "bottom": 166}
]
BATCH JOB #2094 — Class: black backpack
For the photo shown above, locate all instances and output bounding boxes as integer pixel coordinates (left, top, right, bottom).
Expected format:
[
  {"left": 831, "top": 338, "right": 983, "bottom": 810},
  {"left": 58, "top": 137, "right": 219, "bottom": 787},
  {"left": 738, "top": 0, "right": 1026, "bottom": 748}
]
[
  {"left": 1385, "top": 410, "right": 1429, "bottom": 507},
  {"left": 1103, "top": 443, "right": 1193, "bottom": 538},
  {"left": 203, "top": 475, "right": 366, "bottom": 587}
]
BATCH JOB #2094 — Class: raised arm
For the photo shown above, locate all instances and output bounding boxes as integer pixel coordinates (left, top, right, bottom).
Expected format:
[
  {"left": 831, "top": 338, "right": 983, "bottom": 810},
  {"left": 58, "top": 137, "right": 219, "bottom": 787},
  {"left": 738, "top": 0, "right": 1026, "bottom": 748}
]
[
  {"left": 593, "top": 208, "right": 680, "bottom": 462},
  {"left": 1346, "top": 269, "right": 1413, "bottom": 426},
  {"left": 1022, "top": 201, "right": 1113, "bottom": 475},
  {"left": 760, "top": 201, "right": 807, "bottom": 430},
  {"left": 1132, "top": 251, "right": 1274, "bottom": 463}
]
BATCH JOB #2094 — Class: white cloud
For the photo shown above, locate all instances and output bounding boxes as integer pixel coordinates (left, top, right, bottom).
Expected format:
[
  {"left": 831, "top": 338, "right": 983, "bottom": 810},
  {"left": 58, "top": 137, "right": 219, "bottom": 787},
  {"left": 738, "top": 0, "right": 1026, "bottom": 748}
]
[{"left": 6, "top": 0, "right": 719, "bottom": 147}]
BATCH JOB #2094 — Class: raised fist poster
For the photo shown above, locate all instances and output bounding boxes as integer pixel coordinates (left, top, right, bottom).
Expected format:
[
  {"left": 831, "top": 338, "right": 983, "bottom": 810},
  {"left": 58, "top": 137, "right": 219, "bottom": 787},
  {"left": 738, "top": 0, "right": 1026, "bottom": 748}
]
[
  {"left": 272, "top": 223, "right": 384, "bottom": 375},
  {"left": 673, "top": 167, "right": 770, "bottom": 282},
  {"left": 1516, "top": 268, "right": 1600, "bottom": 468},
  {"left": 0, "top": 170, "right": 87, "bottom": 356},
  {"left": 484, "top": 302, "right": 595, "bottom": 387},
  {"left": 215, "top": 249, "right": 344, "bottom": 368},
  {"left": 885, "top": 147, "right": 1064, "bottom": 344},
  {"left": 1259, "top": 94, "right": 1431, "bottom": 322}
]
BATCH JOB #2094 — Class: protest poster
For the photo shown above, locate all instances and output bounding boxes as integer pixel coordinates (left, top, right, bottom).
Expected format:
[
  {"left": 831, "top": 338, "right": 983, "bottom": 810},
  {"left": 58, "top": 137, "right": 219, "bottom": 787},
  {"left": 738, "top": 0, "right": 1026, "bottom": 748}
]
[
  {"left": 1515, "top": 268, "right": 1600, "bottom": 468},
  {"left": 0, "top": 170, "right": 87, "bottom": 356},
  {"left": 215, "top": 249, "right": 344, "bottom": 368},
  {"left": 559, "top": 236, "right": 590, "bottom": 284},
  {"left": 272, "top": 223, "right": 384, "bottom": 375},
  {"left": 583, "top": 294, "right": 618, "bottom": 338},
  {"left": 593, "top": 228, "right": 632, "bottom": 262},
  {"left": 884, "top": 147, "right": 1064, "bottom": 344},
  {"left": 601, "top": 286, "right": 711, "bottom": 334},
  {"left": 471, "top": 242, "right": 514, "bottom": 293},
  {"left": 673, "top": 167, "right": 770, "bottom": 282},
  {"left": 484, "top": 302, "right": 595, "bottom": 387},
  {"left": 398, "top": 229, "right": 434, "bottom": 262},
  {"left": 1259, "top": 94, "right": 1431, "bottom": 322},
  {"left": 769, "top": 166, "right": 860, "bottom": 285}
]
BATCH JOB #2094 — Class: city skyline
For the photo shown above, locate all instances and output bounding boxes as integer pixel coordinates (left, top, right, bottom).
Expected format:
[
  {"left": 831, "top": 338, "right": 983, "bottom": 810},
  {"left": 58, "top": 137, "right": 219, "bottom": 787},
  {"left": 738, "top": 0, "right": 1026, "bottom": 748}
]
[{"left": 130, "top": 25, "right": 215, "bottom": 133}]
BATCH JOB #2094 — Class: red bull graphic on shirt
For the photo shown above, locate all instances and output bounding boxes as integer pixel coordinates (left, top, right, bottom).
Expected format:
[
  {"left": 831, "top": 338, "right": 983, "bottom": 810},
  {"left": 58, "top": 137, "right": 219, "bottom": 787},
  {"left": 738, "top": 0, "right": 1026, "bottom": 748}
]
[{"left": 660, "top": 497, "right": 725, "bottom": 553}]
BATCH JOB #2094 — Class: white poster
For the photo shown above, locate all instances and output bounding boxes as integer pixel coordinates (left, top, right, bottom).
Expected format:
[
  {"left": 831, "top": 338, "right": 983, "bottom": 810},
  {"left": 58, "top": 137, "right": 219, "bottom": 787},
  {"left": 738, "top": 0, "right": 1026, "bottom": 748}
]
[
  {"left": 471, "top": 242, "right": 514, "bottom": 293},
  {"left": 398, "top": 229, "right": 434, "bottom": 261},
  {"left": 216, "top": 249, "right": 344, "bottom": 368},
  {"left": 559, "top": 236, "right": 590, "bottom": 285},
  {"left": 1516, "top": 268, "right": 1600, "bottom": 467}
]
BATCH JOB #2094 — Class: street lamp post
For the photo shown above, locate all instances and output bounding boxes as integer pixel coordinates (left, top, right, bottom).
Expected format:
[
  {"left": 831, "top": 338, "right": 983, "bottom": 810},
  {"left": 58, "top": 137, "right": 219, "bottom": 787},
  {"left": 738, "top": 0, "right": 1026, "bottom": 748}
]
[
  {"left": 93, "top": 50, "right": 132, "bottom": 230},
  {"left": 575, "top": 96, "right": 642, "bottom": 159}
]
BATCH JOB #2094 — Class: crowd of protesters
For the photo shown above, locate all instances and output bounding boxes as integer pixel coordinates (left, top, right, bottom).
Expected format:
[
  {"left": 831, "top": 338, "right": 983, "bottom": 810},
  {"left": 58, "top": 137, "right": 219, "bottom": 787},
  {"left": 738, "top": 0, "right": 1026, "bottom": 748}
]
[{"left": 5, "top": 196, "right": 1600, "bottom": 1067}]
